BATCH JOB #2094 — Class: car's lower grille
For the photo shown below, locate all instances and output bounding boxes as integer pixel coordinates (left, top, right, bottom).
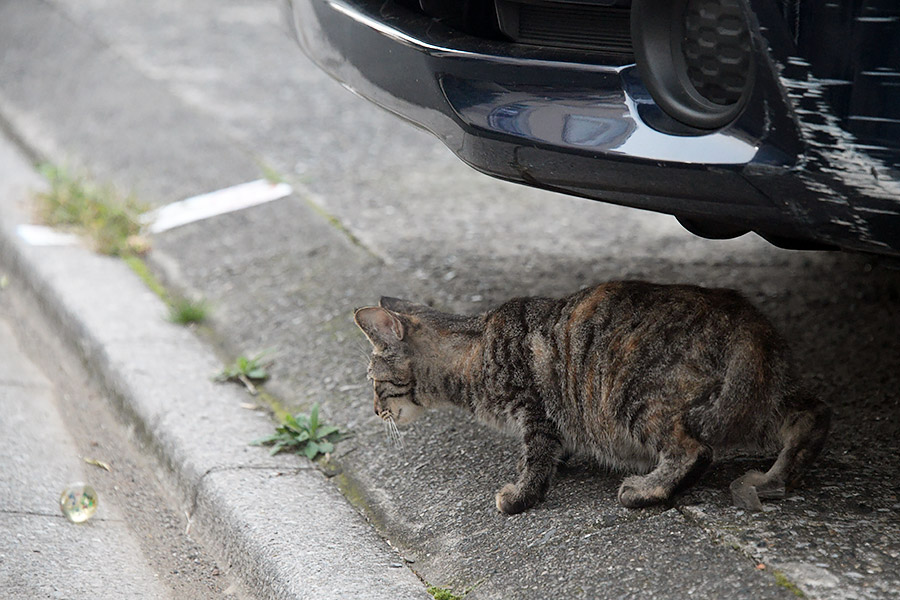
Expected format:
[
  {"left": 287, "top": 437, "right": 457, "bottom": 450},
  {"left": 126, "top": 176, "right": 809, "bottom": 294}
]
[
  {"left": 681, "top": 0, "right": 752, "bottom": 106},
  {"left": 496, "top": 1, "right": 634, "bottom": 60},
  {"left": 631, "top": 0, "right": 755, "bottom": 129}
]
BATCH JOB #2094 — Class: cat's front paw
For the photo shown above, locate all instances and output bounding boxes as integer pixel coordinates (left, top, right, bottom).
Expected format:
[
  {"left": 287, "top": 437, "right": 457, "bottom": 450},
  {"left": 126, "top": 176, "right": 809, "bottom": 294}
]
[{"left": 495, "top": 483, "right": 536, "bottom": 515}]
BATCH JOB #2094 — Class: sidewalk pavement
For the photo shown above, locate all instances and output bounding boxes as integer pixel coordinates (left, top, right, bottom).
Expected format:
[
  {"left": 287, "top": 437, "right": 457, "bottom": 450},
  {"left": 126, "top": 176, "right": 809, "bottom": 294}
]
[{"left": 0, "top": 131, "right": 428, "bottom": 599}]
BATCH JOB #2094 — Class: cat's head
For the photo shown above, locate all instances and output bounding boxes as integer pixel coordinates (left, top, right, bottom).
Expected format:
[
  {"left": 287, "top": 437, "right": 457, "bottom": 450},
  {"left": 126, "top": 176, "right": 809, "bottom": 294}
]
[{"left": 353, "top": 298, "right": 425, "bottom": 426}]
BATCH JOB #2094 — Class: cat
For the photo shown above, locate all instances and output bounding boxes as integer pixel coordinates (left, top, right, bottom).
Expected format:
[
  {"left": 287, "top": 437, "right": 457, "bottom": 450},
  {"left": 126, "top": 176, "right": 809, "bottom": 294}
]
[{"left": 354, "top": 281, "right": 830, "bottom": 514}]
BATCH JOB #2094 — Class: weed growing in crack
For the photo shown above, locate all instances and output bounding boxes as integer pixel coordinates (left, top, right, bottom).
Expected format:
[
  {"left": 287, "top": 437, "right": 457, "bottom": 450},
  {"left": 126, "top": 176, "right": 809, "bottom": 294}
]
[
  {"left": 773, "top": 571, "right": 804, "bottom": 597},
  {"left": 259, "top": 161, "right": 286, "bottom": 185},
  {"left": 36, "top": 166, "right": 215, "bottom": 330},
  {"left": 122, "top": 255, "right": 210, "bottom": 327},
  {"left": 426, "top": 586, "right": 464, "bottom": 600},
  {"left": 36, "top": 164, "right": 149, "bottom": 256},
  {"left": 214, "top": 351, "right": 274, "bottom": 395},
  {"left": 250, "top": 403, "right": 344, "bottom": 460},
  {"left": 168, "top": 297, "right": 209, "bottom": 325}
]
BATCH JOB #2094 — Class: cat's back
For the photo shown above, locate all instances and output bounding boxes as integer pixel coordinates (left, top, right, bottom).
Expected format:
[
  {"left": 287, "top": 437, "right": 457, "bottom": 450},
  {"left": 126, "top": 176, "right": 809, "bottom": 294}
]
[
  {"left": 565, "top": 279, "right": 747, "bottom": 311},
  {"left": 484, "top": 280, "right": 773, "bottom": 347},
  {"left": 482, "top": 280, "right": 786, "bottom": 386},
  {"left": 540, "top": 281, "right": 791, "bottom": 404},
  {"left": 556, "top": 280, "right": 775, "bottom": 338}
]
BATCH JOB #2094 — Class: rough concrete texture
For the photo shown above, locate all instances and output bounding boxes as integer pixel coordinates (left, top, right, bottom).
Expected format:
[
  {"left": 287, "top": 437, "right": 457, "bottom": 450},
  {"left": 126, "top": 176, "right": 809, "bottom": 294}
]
[
  {"left": 0, "top": 319, "right": 175, "bottom": 599},
  {"left": 2, "top": 290, "right": 249, "bottom": 600},
  {"left": 0, "top": 135, "right": 428, "bottom": 599},
  {"left": 1, "top": 0, "right": 899, "bottom": 598}
]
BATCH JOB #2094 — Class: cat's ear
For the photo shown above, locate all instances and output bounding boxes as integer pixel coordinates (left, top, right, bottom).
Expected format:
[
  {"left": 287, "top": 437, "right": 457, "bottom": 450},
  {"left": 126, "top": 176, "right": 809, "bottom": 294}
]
[
  {"left": 354, "top": 306, "right": 405, "bottom": 347},
  {"left": 380, "top": 296, "right": 425, "bottom": 314}
]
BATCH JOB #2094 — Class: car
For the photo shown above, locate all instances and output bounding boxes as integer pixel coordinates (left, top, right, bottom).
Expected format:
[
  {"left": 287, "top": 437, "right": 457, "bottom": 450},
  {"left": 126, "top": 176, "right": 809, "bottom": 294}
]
[{"left": 282, "top": 0, "right": 900, "bottom": 257}]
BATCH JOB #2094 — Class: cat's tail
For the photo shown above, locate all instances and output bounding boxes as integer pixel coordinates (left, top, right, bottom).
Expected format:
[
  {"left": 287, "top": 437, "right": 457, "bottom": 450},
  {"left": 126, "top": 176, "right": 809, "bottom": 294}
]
[{"left": 730, "top": 393, "right": 831, "bottom": 511}]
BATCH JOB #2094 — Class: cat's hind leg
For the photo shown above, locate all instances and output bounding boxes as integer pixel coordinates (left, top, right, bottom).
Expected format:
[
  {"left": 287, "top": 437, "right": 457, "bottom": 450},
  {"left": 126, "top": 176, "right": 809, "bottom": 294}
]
[
  {"left": 731, "top": 397, "right": 830, "bottom": 511},
  {"left": 618, "top": 429, "right": 712, "bottom": 508}
]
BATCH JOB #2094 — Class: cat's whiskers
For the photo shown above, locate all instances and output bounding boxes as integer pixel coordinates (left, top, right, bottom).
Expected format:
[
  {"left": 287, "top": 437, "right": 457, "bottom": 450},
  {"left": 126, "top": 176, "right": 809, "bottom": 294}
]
[
  {"left": 381, "top": 415, "right": 391, "bottom": 444},
  {"left": 353, "top": 340, "right": 373, "bottom": 370},
  {"left": 381, "top": 413, "right": 404, "bottom": 449},
  {"left": 391, "top": 419, "right": 404, "bottom": 448}
]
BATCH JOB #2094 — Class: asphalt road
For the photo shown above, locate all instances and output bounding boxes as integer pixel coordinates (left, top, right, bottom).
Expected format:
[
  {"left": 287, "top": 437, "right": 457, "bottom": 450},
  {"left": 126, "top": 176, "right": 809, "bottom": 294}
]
[{"left": 1, "top": 1, "right": 899, "bottom": 598}]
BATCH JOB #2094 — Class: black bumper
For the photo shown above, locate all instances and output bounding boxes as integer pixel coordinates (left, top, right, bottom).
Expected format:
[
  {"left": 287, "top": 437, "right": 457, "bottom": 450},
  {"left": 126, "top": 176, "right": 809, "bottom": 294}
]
[{"left": 284, "top": 0, "right": 900, "bottom": 256}]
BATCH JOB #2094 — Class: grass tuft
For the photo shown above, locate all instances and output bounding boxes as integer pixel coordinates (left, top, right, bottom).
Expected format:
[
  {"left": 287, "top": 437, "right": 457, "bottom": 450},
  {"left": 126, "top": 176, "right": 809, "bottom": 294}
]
[
  {"left": 168, "top": 297, "right": 209, "bottom": 325},
  {"left": 259, "top": 162, "right": 286, "bottom": 185},
  {"left": 426, "top": 586, "right": 464, "bottom": 600},
  {"left": 773, "top": 571, "right": 804, "bottom": 597},
  {"left": 122, "top": 254, "right": 168, "bottom": 300},
  {"left": 36, "top": 164, "right": 149, "bottom": 256},
  {"left": 123, "top": 254, "right": 210, "bottom": 326},
  {"left": 215, "top": 351, "right": 274, "bottom": 395}
]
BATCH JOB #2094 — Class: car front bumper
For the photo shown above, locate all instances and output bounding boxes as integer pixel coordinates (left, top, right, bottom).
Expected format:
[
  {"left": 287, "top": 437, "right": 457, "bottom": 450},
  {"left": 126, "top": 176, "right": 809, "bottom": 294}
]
[{"left": 284, "top": 0, "right": 900, "bottom": 256}]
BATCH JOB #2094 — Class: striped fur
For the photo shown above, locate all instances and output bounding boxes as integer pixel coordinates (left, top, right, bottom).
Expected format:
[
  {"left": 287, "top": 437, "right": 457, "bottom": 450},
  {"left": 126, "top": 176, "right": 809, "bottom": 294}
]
[{"left": 354, "top": 282, "right": 830, "bottom": 514}]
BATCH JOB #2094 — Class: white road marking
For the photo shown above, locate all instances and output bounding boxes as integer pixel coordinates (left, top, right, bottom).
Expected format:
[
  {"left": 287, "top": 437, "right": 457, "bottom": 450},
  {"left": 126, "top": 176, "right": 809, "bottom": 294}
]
[
  {"left": 16, "top": 224, "right": 80, "bottom": 246},
  {"left": 142, "top": 179, "right": 292, "bottom": 234},
  {"left": 18, "top": 179, "right": 293, "bottom": 245}
]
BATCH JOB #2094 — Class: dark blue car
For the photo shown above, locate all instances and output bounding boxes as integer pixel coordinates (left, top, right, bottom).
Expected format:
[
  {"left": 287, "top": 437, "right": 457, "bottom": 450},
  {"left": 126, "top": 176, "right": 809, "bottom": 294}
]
[{"left": 283, "top": 0, "right": 900, "bottom": 257}]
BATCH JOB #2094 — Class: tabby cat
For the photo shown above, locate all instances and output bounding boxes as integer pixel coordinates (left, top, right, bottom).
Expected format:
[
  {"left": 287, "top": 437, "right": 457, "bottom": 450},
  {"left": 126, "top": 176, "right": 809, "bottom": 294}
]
[{"left": 354, "top": 282, "right": 830, "bottom": 514}]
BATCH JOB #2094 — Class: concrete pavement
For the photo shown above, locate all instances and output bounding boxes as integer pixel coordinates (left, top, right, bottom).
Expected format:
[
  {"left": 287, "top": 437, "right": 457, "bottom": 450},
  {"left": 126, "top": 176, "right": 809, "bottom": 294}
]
[
  {"left": 0, "top": 134, "right": 427, "bottom": 599},
  {"left": 1, "top": 1, "right": 899, "bottom": 598}
]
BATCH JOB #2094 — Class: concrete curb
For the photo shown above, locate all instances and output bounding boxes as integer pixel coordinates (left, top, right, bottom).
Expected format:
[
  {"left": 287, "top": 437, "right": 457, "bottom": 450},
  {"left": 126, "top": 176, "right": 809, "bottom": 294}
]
[{"left": 0, "top": 131, "right": 428, "bottom": 598}]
